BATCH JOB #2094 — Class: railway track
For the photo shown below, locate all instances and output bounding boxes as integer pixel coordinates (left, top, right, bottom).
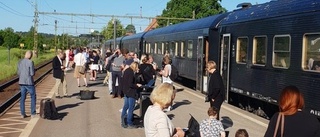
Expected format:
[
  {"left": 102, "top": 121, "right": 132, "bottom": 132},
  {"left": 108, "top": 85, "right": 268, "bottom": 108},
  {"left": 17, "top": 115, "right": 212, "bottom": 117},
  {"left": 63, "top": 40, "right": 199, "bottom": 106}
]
[{"left": 0, "top": 60, "right": 53, "bottom": 116}]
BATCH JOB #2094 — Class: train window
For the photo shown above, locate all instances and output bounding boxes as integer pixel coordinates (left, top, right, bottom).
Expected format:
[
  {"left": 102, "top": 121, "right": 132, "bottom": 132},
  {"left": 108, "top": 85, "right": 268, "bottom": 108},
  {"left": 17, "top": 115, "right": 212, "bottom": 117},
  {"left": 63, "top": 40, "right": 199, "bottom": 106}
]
[
  {"left": 161, "top": 42, "right": 165, "bottom": 55},
  {"left": 273, "top": 35, "right": 290, "bottom": 68},
  {"left": 175, "top": 42, "right": 179, "bottom": 57},
  {"left": 151, "top": 43, "right": 157, "bottom": 54},
  {"left": 165, "top": 42, "right": 169, "bottom": 56},
  {"left": 170, "top": 41, "right": 175, "bottom": 56},
  {"left": 302, "top": 33, "right": 320, "bottom": 71},
  {"left": 187, "top": 40, "right": 193, "bottom": 58},
  {"left": 236, "top": 37, "right": 248, "bottom": 64},
  {"left": 146, "top": 43, "right": 150, "bottom": 53},
  {"left": 181, "top": 41, "right": 185, "bottom": 58},
  {"left": 157, "top": 42, "right": 162, "bottom": 54},
  {"left": 253, "top": 36, "right": 267, "bottom": 66},
  {"left": 148, "top": 43, "right": 151, "bottom": 54}
]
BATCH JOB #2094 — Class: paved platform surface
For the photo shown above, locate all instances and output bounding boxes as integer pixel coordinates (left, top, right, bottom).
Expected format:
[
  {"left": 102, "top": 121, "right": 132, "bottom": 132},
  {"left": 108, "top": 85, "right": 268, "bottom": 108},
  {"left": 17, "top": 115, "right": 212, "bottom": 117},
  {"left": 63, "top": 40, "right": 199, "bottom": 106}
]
[{"left": 1, "top": 70, "right": 269, "bottom": 137}]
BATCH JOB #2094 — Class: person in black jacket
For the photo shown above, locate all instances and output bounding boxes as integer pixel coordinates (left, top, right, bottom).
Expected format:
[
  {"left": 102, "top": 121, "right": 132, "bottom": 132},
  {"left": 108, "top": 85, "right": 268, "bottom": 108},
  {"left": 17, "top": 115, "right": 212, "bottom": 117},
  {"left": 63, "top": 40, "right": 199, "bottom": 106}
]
[
  {"left": 264, "top": 86, "right": 320, "bottom": 137},
  {"left": 137, "top": 55, "right": 156, "bottom": 86},
  {"left": 120, "top": 62, "right": 142, "bottom": 128},
  {"left": 206, "top": 60, "right": 225, "bottom": 120},
  {"left": 51, "top": 50, "right": 70, "bottom": 98}
]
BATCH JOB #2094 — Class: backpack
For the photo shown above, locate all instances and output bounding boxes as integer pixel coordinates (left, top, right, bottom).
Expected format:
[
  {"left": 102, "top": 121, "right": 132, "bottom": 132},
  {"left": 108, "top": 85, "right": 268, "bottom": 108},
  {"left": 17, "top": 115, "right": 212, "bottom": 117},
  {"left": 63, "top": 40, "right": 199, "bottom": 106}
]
[
  {"left": 185, "top": 114, "right": 200, "bottom": 137},
  {"left": 39, "top": 98, "right": 60, "bottom": 120},
  {"left": 169, "top": 64, "right": 179, "bottom": 81}
]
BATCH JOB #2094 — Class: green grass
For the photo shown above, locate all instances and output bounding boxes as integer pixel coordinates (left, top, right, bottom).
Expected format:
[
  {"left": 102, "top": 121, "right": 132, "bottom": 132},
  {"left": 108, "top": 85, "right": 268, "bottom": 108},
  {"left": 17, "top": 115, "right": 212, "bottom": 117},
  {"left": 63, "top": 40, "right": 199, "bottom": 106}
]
[{"left": 0, "top": 48, "right": 56, "bottom": 81}]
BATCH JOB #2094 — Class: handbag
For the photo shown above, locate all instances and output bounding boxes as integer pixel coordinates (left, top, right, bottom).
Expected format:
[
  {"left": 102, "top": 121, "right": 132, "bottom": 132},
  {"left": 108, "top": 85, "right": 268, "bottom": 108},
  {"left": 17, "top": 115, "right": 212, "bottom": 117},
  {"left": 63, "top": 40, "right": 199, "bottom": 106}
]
[
  {"left": 78, "top": 54, "right": 86, "bottom": 74},
  {"left": 273, "top": 113, "right": 284, "bottom": 137},
  {"left": 79, "top": 66, "right": 85, "bottom": 74},
  {"left": 184, "top": 114, "right": 200, "bottom": 137}
]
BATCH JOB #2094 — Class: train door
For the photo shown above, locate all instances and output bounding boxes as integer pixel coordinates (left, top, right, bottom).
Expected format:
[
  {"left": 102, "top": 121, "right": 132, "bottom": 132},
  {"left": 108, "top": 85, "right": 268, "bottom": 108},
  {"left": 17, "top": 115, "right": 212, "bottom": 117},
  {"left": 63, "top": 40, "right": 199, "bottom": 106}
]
[
  {"left": 220, "top": 34, "right": 231, "bottom": 102},
  {"left": 197, "top": 36, "right": 209, "bottom": 93}
]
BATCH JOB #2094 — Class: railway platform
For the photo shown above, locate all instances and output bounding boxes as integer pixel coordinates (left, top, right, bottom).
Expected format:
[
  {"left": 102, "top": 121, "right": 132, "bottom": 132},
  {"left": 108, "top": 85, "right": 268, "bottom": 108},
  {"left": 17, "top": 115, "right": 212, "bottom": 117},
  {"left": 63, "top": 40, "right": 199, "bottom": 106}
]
[{"left": 0, "top": 70, "right": 269, "bottom": 137}]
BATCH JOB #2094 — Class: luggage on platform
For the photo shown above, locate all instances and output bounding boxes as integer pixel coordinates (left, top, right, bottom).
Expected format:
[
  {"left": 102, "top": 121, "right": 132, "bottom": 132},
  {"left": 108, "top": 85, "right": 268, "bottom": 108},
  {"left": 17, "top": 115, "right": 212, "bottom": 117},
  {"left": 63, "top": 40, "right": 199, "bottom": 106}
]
[
  {"left": 79, "top": 90, "right": 95, "bottom": 100},
  {"left": 140, "top": 92, "right": 152, "bottom": 119},
  {"left": 39, "top": 98, "right": 59, "bottom": 120}
]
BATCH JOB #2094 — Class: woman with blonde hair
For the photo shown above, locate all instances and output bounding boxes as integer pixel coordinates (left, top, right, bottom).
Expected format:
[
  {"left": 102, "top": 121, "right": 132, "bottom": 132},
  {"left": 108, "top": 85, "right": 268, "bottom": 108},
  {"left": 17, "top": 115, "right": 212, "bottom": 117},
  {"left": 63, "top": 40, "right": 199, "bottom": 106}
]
[
  {"left": 144, "top": 83, "right": 185, "bottom": 137},
  {"left": 264, "top": 86, "right": 320, "bottom": 137},
  {"left": 120, "top": 62, "right": 142, "bottom": 129},
  {"left": 206, "top": 60, "right": 225, "bottom": 120}
]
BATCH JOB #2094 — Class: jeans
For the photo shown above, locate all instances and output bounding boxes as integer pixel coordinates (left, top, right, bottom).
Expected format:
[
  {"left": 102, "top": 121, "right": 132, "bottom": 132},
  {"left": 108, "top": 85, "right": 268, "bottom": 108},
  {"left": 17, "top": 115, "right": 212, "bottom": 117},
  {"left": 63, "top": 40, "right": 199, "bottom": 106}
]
[
  {"left": 108, "top": 71, "right": 113, "bottom": 93},
  {"left": 112, "top": 71, "right": 122, "bottom": 96},
  {"left": 121, "top": 96, "right": 136, "bottom": 126},
  {"left": 20, "top": 85, "right": 36, "bottom": 116}
]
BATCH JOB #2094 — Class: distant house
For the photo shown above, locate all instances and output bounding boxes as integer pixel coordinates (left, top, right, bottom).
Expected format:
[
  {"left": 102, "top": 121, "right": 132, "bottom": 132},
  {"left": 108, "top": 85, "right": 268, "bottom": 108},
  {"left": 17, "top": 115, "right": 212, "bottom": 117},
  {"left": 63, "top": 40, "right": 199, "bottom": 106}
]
[{"left": 144, "top": 18, "right": 158, "bottom": 32}]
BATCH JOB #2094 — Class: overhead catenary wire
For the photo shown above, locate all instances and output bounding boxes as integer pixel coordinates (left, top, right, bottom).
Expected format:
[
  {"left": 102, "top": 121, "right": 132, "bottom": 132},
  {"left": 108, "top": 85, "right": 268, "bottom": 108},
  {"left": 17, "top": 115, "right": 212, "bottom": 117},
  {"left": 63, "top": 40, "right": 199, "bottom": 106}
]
[{"left": 0, "top": 2, "right": 33, "bottom": 17}]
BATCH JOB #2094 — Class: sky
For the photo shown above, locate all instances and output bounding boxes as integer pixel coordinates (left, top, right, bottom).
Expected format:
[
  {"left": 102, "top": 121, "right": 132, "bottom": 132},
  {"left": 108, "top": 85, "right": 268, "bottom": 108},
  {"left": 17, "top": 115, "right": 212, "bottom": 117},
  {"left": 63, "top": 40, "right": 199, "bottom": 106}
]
[{"left": 0, "top": 0, "right": 270, "bottom": 35}]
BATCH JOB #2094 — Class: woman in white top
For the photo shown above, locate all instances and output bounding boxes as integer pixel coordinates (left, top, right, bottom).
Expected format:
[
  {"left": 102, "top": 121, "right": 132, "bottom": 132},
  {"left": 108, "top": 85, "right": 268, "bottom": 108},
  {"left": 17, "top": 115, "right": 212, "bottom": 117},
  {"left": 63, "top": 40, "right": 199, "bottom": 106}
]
[
  {"left": 144, "top": 83, "right": 184, "bottom": 137},
  {"left": 73, "top": 48, "right": 88, "bottom": 87},
  {"left": 159, "top": 56, "right": 172, "bottom": 84}
]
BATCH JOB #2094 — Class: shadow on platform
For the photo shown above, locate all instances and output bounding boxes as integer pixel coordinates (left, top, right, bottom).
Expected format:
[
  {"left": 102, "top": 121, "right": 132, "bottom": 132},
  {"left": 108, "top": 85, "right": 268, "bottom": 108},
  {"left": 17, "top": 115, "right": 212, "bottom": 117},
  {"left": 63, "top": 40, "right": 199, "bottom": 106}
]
[
  {"left": 57, "top": 102, "right": 84, "bottom": 111},
  {"left": 172, "top": 100, "right": 191, "bottom": 110}
]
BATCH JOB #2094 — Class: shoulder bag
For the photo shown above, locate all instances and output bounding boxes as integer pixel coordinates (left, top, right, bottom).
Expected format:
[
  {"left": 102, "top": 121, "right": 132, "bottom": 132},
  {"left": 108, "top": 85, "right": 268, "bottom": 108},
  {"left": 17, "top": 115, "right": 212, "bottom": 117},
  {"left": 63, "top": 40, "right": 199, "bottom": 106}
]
[
  {"left": 273, "top": 113, "right": 284, "bottom": 137},
  {"left": 79, "top": 54, "right": 86, "bottom": 74}
]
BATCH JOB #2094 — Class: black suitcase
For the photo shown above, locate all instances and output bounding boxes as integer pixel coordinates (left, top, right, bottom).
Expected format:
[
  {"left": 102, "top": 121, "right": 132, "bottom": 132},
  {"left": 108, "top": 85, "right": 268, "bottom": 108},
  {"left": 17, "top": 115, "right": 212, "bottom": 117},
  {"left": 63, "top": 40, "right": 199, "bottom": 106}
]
[
  {"left": 140, "top": 92, "right": 152, "bottom": 119},
  {"left": 79, "top": 90, "right": 95, "bottom": 100},
  {"left": 39, "top": 98, "right": 59, "bottom": 120}
]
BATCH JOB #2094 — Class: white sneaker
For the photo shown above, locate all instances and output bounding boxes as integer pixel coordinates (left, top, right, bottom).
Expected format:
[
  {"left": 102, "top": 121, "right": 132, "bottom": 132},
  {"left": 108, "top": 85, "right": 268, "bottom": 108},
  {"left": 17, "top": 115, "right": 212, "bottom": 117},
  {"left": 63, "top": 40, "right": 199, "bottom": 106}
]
[{"left": 119, "top": 108, "right": 123, "bottom": 112}]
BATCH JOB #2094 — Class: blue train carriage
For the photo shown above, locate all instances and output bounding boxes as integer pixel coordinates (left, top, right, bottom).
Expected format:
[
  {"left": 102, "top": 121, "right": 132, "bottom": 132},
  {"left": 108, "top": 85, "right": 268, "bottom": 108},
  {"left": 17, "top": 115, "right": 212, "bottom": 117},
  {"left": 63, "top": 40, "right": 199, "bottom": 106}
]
[
  {"left": 219, "top": 0, "right": 320, "bottom": 119},
  {"left": 143, "top": 13, "right": 227, "bottom": 93},
  {"left": 104, "top": 36, "right": 125, "bottom": 51},
  {"left": 121, "top": 32, "right": 148, "bottom": 57}
]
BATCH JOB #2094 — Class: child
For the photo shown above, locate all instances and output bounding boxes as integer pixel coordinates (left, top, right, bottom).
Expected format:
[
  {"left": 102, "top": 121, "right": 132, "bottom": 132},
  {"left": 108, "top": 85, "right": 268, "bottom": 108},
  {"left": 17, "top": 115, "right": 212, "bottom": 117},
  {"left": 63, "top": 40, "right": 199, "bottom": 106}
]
[
  {"left": 199, "top": 107, "right": 225, "bottom": 137},
  {"left": 235, "top": 129, "right": 249, "bottom": 137}
]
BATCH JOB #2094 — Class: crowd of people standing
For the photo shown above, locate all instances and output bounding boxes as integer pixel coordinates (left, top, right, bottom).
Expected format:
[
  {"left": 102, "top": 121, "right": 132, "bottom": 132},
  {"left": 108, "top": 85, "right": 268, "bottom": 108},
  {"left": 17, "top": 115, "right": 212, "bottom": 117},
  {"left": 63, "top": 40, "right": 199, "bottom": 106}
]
[{"left": 16, "top": 46, "right": 320, "bottom": 137}]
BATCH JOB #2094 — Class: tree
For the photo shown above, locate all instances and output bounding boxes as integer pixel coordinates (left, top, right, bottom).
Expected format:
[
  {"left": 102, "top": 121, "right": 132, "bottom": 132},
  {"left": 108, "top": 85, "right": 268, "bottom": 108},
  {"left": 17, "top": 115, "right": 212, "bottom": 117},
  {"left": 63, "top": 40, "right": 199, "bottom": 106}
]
[
  {"left": 19, "top": 27, "right": 36, "bottom": 50},
  {"left": 0, "top": 30, "right": 4, "bottom": 46},
  {"left": 158, "top": 0, "right": 226, "bottom": 27},
  {"left": 2, "top": 27, "right": 20, "bottom": 49},
  {"left": 125, "top": 24, "right": 136, "bottom": 35},
  {"left": 101, "top": 19, "right": 125, "bottom": 40}
]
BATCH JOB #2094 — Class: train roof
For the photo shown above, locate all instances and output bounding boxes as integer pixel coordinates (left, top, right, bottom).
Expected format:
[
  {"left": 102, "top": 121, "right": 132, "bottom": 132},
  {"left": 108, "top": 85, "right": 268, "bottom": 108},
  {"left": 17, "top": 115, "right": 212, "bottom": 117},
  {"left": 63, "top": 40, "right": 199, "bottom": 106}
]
[
  {"left": 221, "top": 0, "right": 320, "bottom": 25},
  {"left": 105, "top": 36, "right": 125, "bottom": 43},
  {"left": 122, "top": 32, "right": 147, "bottom": 41},
  {"left": 144, "top": 13, "right": 227, "bottom": 37}
]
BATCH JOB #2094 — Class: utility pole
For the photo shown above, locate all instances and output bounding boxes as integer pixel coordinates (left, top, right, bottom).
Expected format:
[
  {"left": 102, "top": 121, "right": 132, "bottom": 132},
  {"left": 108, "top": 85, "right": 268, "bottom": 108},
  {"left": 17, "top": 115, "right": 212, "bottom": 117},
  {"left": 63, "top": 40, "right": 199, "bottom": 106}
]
[
  {"left": 33, "top": 0, "right": 39, "bottom": 58},
  {"left": 113, "top": 18, "right": 117, "bottom": 49},
  {"left": 55, "top": 20, "right": 57, "bottom": 53}
]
